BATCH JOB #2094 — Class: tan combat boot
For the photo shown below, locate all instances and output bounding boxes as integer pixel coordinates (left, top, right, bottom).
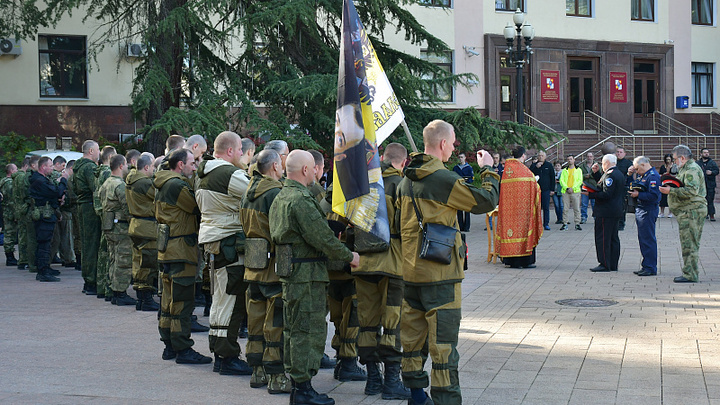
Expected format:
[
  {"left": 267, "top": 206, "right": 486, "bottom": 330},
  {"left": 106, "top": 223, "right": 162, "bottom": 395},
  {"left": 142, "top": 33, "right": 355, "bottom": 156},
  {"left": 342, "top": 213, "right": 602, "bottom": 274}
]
[
  {"left": 268, "top": 373, "right": 292, "bottom": 394},
  {"left": 250, "top": 366, "right": 268, "bottom": 388}
]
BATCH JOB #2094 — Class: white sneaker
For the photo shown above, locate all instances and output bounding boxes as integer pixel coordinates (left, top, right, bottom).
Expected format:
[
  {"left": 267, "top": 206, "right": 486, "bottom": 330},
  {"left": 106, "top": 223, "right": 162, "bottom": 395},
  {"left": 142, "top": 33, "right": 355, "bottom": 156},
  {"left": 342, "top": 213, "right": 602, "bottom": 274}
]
[
  {"left": 668, "top": 214, "right": 673, "bottom": 218},
  {"left": 658, "top": 214, "right": 664, "bottom": 218}
]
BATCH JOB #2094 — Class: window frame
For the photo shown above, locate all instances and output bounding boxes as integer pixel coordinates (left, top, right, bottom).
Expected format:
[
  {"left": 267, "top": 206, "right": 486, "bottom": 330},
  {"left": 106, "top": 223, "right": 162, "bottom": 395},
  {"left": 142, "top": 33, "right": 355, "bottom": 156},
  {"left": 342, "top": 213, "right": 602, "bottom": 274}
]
[
  {"left": 692, "top": 0, "right": 714, "bottom": 25},
  {"left": 420, "top": 49, "right": 454, "bottom": 103},
  {"left": 631, "top": 0, "right": 655, "bottom": 22},
  {"left": 495, "top": 0, "right": 524, "bottom": 12},
  {"left": 691, "top": 62, "right": 715, "bottom": 107},
  {"left": 566, "top": 0, "right": 592, "bottom": 17},
  {"left": 419, "top": 0, "right": 452, "bottom": 7},
  {"left": 38, "top": 34, "right": 88, "bottom": 99}
]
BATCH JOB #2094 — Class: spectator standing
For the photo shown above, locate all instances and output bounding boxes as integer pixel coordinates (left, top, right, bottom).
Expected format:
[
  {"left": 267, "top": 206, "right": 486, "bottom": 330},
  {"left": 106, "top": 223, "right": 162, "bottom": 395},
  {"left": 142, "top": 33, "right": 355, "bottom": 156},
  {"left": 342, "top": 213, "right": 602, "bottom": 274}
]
[
  {"left": 698, "top": 148, "right": 718, "bottom": 221},
  {"left": 530, "top": 151, "right": 555, "bottom": 231},
  {"left": 559, "top": 155, "right": 583, "bottom": 230},
  {"left": 552, "top": 161, "right": 564, "bottom": 224},
  {"left": 453, "top": 153, "right": 474, "bottom": 232},
  {"left": 658, "top": 154, "right": 677, "bottom": 218},
  {"left": 579, "top": 152, "right": 597, "bottom": 223}
]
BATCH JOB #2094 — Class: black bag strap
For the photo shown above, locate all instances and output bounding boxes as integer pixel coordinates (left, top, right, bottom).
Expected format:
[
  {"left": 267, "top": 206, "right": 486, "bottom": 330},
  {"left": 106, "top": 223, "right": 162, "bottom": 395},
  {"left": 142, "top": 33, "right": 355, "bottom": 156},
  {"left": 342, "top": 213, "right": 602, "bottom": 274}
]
[{"left": 408, "top": 181, "right": 424, "bottom": 231}]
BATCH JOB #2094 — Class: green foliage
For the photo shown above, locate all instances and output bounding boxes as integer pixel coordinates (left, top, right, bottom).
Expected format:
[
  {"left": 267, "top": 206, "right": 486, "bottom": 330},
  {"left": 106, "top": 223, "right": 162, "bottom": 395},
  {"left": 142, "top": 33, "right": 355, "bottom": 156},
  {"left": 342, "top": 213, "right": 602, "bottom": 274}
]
[{"left": 0, "top": 132, "right": 43, "bottom": 168}]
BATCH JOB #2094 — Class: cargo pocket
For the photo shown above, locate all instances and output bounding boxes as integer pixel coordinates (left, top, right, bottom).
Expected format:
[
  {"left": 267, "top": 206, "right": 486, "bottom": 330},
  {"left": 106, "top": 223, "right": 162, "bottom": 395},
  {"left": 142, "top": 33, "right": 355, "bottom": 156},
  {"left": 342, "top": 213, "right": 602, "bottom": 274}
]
[
  {"left": 140, "top": 248, "right": 157, "bottom": 269},
  {"left": 226, "top": 265, "right": 246, "bottom": 296},
  {"left": 172, "top": 276, "right": 195, "bottom": 303}
]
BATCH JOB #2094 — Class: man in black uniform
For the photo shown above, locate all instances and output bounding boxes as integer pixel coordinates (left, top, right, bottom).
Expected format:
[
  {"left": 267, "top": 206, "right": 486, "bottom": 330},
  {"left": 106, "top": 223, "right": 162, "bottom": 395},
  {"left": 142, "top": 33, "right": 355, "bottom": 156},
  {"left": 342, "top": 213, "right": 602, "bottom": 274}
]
[
  {"left": 585, "top": 154, "right": 625, "bottom": 272},
  {"left": 29, "top": 157, "right": 70, "bottom": 282},
  {"left": 698, "top": 148, "right": 719, "bottom": 221},
  {"left": 530, "top": 150, "right": 555, "bottom": 231}
]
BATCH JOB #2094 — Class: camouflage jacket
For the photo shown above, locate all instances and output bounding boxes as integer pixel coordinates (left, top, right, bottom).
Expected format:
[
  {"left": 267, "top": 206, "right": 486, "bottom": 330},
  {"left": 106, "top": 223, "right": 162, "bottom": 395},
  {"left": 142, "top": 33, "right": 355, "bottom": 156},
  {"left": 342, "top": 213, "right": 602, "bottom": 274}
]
[
  {"left": 125, "top": 168, "right": 156, "bottom": 240},
  {"left": 0, "top": 176, "right": 13, "bottom": 212},
  {"left": 668, "top": 158, "right": 707, "bottom": 213},
  {"left": 352, "top": 162, "right": 404, "bottom": 278},
  {"left": 397, "top": 153, "right": 499, "bottom": 285},
  {"left": 93, "top": 165, "right": 111, "bottom": 215},
  {"left": 100, "top": 175, "right": 130, "bottom": 233},
  {"left": 269, "top": 179, "right": 353, "bottom": 283},
  {"left": 195, "top": 157, "right": 249, "bottom": 245},
  {"left": 320, "top": 184, "right": 353, "bottom": 281},
  {"left": 240, "top": 170, "right": 283, "bottom": 284},
  {"left": 72, "top": 157, "right": 97, "bottom": 204},
  {"left": 308, "top": 182, "right": 326, "bottom": 203},
  {"left": 154, "top": 169, "right": 200, "bottom": 265},
  {"left": 12, "top": 170, "right": 32, "bottom": 217}
]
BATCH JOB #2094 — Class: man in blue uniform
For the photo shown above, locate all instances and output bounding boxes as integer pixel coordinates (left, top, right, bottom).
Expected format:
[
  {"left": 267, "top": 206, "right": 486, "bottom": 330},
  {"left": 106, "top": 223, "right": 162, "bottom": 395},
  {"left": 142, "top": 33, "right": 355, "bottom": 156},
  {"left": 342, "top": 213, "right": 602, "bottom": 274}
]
[
  {"left": 629, "top": 157, "right": 661, "bottom": 276},
  {"left": 585, "top": 154, "right": 625, "bottom": 272}
]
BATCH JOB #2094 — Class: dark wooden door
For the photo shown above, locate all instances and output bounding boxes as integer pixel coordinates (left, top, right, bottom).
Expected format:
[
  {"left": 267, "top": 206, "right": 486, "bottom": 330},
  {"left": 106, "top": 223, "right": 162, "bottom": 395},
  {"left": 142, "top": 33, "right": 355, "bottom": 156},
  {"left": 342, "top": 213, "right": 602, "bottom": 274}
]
[
  {"left": 633, "top": 60, "right": 659, "bottom": 130},
  {"left": 567, "top": 58, "right": 598, "bottom": 130}
]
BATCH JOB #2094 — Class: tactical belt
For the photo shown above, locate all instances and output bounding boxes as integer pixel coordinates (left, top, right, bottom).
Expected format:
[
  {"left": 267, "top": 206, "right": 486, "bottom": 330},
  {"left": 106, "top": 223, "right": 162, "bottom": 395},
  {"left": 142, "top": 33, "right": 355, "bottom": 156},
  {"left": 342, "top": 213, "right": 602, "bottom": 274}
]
[
  {"left": 116, "top": 219, "right": 129, "bottom": 224},
  {"left": 169, "top": 233, "right": 197, "bottom": 240},
  {"left": 132, "top": 215, "right": 156, "bottom": 221},
  {"left": 290, "top": 257, "right": 328, "bottom": 264}
]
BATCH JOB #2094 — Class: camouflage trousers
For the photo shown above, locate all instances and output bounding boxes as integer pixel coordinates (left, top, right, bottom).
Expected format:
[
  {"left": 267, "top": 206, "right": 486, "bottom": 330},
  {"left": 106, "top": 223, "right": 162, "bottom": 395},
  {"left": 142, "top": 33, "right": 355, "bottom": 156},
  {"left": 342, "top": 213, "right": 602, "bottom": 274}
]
[
  {"left": 676, "top": 206, "right": 707, "bottom": 282},
  {"left": 328, "top": 278, "right": 359, "bottom": 360},
  {"left": 3, "top": 216, "right": 17, "bottom": 254},
  {"left": 97, "top": 234, "right": 111, "bottom": 296},
  {"left": 159, "top": 262, "right": 196, "bottom": 351},
  {"left": 106, "top": 227, "right": 133, "bottom": 292},
  {"left": 283, "top": 280, "right": 327, "bottom": 383},
  {"left": 18, "top": 218, "right": 37, "bottom": 271},
  {"left": 79, "top": 203, "right": 100, "bottom": 285},
  {"left": 402, "top": 282, "right": 462, "bottom": 405},
  {"left": 50, "top": 212, "right": 75, "bottom": 264},
  {"left": 208, "top": 262, "right": 248, "bottom": 359},
  {"left": 131, "top": 237, "right": 158, "bottom": 292},
  {"left": 356, "top": 275, "right": 404, "bottom": 365},
  {"left": 246, "top": 282, "right": 284, "bottom": 374}
]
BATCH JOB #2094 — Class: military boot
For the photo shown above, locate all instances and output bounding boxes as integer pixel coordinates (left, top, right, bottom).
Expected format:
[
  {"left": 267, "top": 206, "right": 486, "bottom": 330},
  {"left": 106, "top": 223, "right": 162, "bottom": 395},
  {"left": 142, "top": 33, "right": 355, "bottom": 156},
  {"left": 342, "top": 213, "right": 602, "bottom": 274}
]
[
  {"left": 113, "top": 291, "right": 137, "bottom": 306},
  {"left": 218, "top": 356, "right": 252, "bottom": 375},
  {"left": 190, "top": 315, "right": 209, "bottom": 332},
  {"left": 321, "top": 353, "right": 336, "bottom": 369},
  {"left": 337, "top": 357, "right": 367, "bottom": 382},
  {"left": 213, "top": 354, "right": 221, "bottom": 372},
  {"left": 364, "top": 362, "right": 383, "bottom": 395},
  {"left": 5, "top": 251, "right": 18, "bottom": 266},
  {"left": 136, "top": 290, "right": 160, "bottom": 312},
  {"left": 268, "top": 373, "right": 292, "bottom": 394},
  {"left": 382, "top": 362, "right": 411, "bottom": 400},
  {"left": 162, "top": 344, "right": 177, "bottom": 360},
  {"left": 250, "top": 366, "right": 268, "bottom": 388},
  {"left": 36, "top": 268, "right": 60, "bottom": 282},
  {"left": 290, "top": 379, "right": 335, "bottom": 405},
  {"left": 175, "top": 347, "right": 212, "bottom": 364}
]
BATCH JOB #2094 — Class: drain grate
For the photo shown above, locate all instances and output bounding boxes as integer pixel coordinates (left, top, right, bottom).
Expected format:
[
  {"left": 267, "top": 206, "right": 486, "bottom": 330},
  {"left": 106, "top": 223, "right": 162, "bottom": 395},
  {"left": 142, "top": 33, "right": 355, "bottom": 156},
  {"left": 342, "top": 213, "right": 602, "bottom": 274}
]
[{"left": 555, "top": 298, "right": 618, "bottom": 307}]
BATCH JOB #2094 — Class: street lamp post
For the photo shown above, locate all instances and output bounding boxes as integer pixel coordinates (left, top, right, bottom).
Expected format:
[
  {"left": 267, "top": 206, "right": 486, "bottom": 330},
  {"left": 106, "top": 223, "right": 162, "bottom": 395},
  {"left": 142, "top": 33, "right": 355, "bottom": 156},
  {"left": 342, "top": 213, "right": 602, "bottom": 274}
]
[{"left": 503, "top": 9, "right": 535, "bottom": 125}]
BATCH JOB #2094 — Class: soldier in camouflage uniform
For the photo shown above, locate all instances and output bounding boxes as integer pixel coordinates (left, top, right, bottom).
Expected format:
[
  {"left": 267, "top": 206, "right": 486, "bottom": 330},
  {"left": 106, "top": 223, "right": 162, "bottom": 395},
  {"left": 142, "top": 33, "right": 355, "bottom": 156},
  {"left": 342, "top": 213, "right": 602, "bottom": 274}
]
[
  {"left": 241, "top": 149, "right": 292, "bottom": 394},
  {"left": 73, "top": 140, "right": 101, "bottom": 294},
  {"left": 126, "top": 154, "right": 160, "bottom": 311},
  {"left": 397, "top": 120, "right": 499, "bottom": 405},
  {"left": 95, "top": 146, "right": 117, "bottom": 300},
  {"left": 354, "top": 143, "right": 411, "bottom": 400},
  {"left": 269, "top": 150, "right": 360, "bottom": 405},
  {"left": 15, "top": 156, "right": 40, "bottom": 272},
  {"left": 154, "top": 148, "right": 211, "bottom": 364},
  {"left": 660, "top": 144, "right": 707, "bottom": 283},
  {"left": 99, "top": 155, "right": 136, "bottom": 305},
  {"left": 1, "top": 163, "right": 19, "bottom": 266},
  {"left": 49, "top": 156, "right": 76, "bottom": 267}
]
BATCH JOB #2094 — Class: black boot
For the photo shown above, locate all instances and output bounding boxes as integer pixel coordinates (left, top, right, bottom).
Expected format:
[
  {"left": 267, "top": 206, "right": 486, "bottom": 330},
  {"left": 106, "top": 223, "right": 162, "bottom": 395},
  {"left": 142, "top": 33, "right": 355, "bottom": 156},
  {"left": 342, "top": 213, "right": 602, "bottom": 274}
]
[
  {"left": 113, "top": 291, "right": 137, "bottom": 306},
  {"left": 291, "top": 379, "right": 335, "bottom": 405},
  {"left": 36, "top": 268, "right": 60, "bottom": 282},
  {"left": 382, "top": 362, "right": 411, "bottom": 400},
  {"left": 175, "top": 347, "right": 212, "bottom": 364},
  {"left": 5, "top": 251, "right": 18, "bottom": 266},
  {"left": 162, "top": 344, "right": 177, "bottom": 360},
  {"left": 321, "top": 353, "right": 336, "bottom": 370},
  {"left": 137, "top": 290, "right": 160, "bottom": 312},
  {"left": 218, "top": 356, "right": 252, "bottom": 376},
  {"left": 191, "top": 315, "right": 209, "bottom": 332},
  {"left": 238, "top": 317, "right": 248, "bottom": 338},
  {"left": 364, "top": 362, "right": 383, "bottom": 395},
  {"left": 337, "top": 357, "right": 367, "bottom": 382}
]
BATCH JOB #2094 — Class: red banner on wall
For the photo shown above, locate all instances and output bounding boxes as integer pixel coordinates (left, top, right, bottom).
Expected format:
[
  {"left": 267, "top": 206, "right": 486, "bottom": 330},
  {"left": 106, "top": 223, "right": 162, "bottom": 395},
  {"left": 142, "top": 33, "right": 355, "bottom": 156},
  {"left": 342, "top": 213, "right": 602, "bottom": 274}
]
[
  {"left": 540, "top": 70, "right": 560, "bottom": 102},
  {"left": 610, "top": 72, "right": 627, "bottom": 103}
]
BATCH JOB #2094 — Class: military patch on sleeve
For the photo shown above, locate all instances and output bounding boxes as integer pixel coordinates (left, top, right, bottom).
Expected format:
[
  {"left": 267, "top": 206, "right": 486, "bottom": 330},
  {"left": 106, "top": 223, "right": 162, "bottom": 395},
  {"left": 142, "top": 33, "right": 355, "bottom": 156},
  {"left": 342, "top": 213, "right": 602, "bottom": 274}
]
[
  {"left": 650, "top": 180, "right": 657, "bottom": 187},
  {"left": 605, "top": 177, "right": 613, "bottom": 187}
]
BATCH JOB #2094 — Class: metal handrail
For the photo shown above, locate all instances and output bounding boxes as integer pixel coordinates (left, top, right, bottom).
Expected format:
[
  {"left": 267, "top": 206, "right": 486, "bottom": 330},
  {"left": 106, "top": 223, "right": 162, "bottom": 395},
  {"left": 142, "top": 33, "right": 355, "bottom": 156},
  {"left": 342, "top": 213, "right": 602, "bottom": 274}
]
[
  {"left": 653, "top": 110, "right": 706, "bottom": 137},
  {"left": 523, "top": 112, "right": 566, "bottom": 162},
  {"left": 570, "top": 135, "right": 720, "bottom": 165},
  {"left": 583, "top": 110, "right": 634, "bottom": 137}
]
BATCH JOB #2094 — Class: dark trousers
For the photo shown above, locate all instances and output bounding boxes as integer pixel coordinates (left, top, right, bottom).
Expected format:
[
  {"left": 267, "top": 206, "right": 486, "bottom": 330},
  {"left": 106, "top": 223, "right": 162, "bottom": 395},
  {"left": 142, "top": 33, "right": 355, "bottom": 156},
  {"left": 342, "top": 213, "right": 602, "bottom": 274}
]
[
  {"left": 34, "top": 219, "right": 56, "bottom": 274},
  {"left": 456, "top": 211, "right": 470, "bottom": 232},
  {"left": 636, "top": 206, "right": 658, "bottom": 274},
  {"left": 619, "top": 196, "right": 628, "bottom": 227},
  {"left": 552, "top": 192, "right": 563, "bottom": 223},
  {"left": 707, "top": 187, "right": 716, "bottom": 217},
  {"left": 594, "top": 217, "right": 620, "bottom": 271},
  {"left": 540, "top": 190, "right": 551, "bottom": 227}
]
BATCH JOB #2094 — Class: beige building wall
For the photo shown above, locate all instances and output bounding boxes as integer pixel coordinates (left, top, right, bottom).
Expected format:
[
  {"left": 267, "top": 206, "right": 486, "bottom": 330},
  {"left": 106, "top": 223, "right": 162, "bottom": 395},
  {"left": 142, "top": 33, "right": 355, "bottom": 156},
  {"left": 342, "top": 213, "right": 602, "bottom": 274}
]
[{"left": 690, "top": 22, "right": 719, "bottom": 113}]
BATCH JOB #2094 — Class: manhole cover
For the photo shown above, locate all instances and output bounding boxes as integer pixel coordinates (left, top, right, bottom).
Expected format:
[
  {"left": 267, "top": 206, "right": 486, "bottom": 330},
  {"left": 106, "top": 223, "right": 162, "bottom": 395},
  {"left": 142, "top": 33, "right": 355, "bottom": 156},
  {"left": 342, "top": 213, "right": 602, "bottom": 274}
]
[{"left": 555, "top": 299, "right": 618, "bottom": 307}]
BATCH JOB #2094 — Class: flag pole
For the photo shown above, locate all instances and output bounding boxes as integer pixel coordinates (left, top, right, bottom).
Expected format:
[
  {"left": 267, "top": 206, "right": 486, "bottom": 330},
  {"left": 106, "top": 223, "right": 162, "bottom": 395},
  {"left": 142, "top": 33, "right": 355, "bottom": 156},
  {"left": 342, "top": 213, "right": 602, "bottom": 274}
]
[{"left": 400, "top": 120, "right": 418, "bottom": 153}]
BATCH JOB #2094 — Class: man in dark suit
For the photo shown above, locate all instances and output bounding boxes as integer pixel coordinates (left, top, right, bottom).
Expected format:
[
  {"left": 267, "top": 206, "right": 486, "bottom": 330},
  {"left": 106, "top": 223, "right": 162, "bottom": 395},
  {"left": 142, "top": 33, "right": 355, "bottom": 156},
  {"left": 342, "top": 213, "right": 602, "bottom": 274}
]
[
  {"left": 585, "top": 154, "right": 625, "bottom": 272},
  {"left": 530, "top": 151, "right": 555, "bottom": 231}
]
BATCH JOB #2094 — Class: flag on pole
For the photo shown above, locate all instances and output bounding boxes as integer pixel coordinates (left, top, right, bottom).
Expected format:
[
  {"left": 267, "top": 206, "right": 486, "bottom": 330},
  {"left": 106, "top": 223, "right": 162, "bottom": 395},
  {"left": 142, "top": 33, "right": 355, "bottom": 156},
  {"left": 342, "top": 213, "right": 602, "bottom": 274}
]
[{"left": 332, "top": 0, "right": 403, "bottom": 242}]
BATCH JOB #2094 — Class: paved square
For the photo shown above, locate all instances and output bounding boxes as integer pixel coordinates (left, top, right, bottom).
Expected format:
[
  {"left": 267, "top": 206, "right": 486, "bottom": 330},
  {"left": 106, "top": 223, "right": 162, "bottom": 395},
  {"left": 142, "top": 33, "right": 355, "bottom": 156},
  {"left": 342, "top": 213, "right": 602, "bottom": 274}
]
[{"left": 0, "top": 213, "right": 718, "bottom": 404}]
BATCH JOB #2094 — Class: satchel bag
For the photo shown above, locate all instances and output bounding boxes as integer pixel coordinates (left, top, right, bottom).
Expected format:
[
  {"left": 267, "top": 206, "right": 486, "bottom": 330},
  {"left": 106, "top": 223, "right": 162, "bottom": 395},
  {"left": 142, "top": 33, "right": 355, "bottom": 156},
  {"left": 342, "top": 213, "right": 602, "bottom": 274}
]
[{"left": 409, "top": 182, "right": 458, "bottom": 265}]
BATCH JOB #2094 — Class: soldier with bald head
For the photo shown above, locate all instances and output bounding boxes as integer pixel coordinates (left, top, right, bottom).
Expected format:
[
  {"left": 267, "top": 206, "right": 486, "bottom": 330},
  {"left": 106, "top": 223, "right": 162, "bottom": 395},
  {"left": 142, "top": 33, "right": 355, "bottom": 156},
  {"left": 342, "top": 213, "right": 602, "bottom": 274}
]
[{"left": 269, "top": 150, "right": 360, "bottom": 405}]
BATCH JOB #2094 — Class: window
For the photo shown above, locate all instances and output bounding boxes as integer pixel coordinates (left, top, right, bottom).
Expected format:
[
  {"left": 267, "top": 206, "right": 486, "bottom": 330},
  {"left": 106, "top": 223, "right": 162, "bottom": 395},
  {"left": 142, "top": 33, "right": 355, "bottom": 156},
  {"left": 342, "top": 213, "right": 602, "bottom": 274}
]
[
  {"left": 420, "top": 50, "right": 453, "bottom": 102},
  {"left": 496, "top": 0, "right": 524, "bottom": 12},
  {"left": 692, "top": 63, "right": 714, "bottom": 107},
  {"left": 419, "top": 0, "right": 451, "bottom": 7},
  {"left": 632, "top": 0, "right": 654, "bottom": 21},
  {"left": 692, "top": 0, "right": 713, "bottom": 25},
  {"left": 38, "top": 35, "right": 87, "bottom": 98},
  {"left": 566, "top": 0, "right": 591, "bottom": 17}
]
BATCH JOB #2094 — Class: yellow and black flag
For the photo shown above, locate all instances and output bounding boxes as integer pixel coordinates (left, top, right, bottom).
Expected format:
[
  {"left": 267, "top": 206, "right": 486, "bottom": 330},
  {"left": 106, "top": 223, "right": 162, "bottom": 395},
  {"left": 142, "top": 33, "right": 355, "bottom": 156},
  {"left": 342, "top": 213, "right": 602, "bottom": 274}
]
[{"left": 332, "top": 0, "right": 404, "bottom": 244}]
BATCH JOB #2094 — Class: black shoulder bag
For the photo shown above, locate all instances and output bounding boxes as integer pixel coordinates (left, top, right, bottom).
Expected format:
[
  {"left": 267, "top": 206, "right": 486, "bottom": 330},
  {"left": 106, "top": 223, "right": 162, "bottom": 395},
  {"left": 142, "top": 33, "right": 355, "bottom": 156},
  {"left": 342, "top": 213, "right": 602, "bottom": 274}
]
[{"left": 409, "top": 182, "right": 458, "bottom": 265}]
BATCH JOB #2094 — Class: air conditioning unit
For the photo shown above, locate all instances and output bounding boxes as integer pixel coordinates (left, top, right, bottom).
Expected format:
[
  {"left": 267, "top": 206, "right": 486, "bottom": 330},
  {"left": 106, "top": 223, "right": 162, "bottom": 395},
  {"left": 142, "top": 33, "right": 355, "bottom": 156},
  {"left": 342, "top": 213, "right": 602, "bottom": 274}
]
[
  {"left": 0, "top": 38, "right": 22, "bottom": 56},
  {"left": 127, "top": 43, "right": 147, "bottom": 58}
]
